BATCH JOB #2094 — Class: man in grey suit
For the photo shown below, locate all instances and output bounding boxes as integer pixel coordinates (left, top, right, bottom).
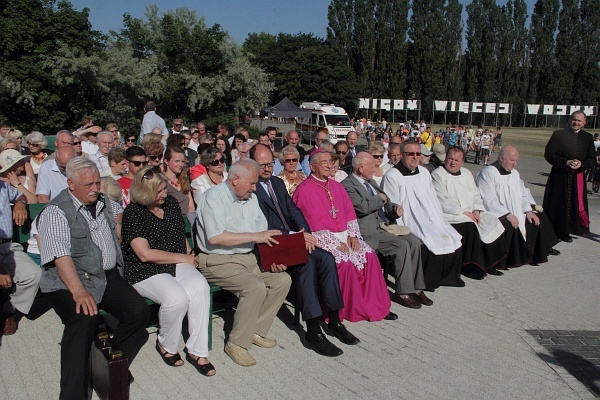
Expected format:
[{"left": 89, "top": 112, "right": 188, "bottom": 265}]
[{"left": 341, "top": 152, "right": 432, "bottom": 309}]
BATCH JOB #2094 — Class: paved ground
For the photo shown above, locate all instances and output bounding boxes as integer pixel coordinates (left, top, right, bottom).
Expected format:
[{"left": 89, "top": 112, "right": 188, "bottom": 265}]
[{"left": 1, "top": 151, "right": 599, "bottom": 400}]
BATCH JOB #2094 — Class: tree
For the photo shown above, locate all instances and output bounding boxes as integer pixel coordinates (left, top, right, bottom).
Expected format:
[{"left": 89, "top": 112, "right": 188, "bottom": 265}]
[
  {"left": 550, "top": 0, "right": 581, "bottom": 103},
  {"left": 409, "top": 0, "right": 463, "bottom": 120},
  {"left": 573, "top": 0, "right": 600, "bottom": 105},
  {"left": 465, "top": 0, "right": 503, "bottom": 103},
  {"left": 0, "top": 0, "right": 102, "bottom": 131},
  {"left": 528, "top": 0, "right": 560, "bottom": 103}
]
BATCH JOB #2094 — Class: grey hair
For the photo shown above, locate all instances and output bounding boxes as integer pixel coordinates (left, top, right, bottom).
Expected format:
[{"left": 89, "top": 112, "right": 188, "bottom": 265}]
[
  {"left": 200, "top": 147, "right": 223, "bottom": 167},
  {"left": 97, "top": 131, "right": 113, "bottom": 142},
  {"left": 318, "top": 140, "right": 333, "bottom": 153},
  {"left": 352, "top": 152, "right": 372, "bottom": 170},
  {"left": 228, "top": 158, "right": 259, "bottom": 180},
  {"left": 387, "top": 143, "right": 401, "bottom": 156},
  {"left": 26, "top": 131, "right": 48, "bottom": 148},
  {"left": 309, "top": 149, "right": 330, "bottom": 165},
  {"left": 278, "top": 145, "right": 300, "bottom": 163},
  {"left": 66, "top": 156, "right": 98, "bottom": 181},
  {"left": 55, "top": 130, "right": 72, "bottom": 140}
]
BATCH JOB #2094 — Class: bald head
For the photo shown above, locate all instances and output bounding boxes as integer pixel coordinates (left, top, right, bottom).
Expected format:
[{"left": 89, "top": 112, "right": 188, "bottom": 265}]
[
  {"left": 352, "top": 152, "right": 376, "bottom": 179},
  {"left": 151, "top": 127, "right": 163, "bottom": 135},
  {"left": 55, "top": 146, "right": 77, "bottom": 172}
]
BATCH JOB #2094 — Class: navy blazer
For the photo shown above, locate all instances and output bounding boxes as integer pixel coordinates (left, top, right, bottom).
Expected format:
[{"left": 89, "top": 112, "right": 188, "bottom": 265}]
[{"left": 255, "top": 176, "right": 311, "bottom": 233}]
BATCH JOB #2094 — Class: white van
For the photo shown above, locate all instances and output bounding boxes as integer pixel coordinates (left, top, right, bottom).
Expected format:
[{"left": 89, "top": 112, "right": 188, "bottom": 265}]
[{"left": 296, "top": 102, "right": 353, "bottom": 144}]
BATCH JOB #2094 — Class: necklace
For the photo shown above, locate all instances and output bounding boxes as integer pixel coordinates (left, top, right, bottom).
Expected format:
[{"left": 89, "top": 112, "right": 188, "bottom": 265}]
[
  {"left": 207, "top": 171, "right": 223, "bottom": 186},
  {"left": 308, "top": 175, "right": 339, "bottom": 219}
]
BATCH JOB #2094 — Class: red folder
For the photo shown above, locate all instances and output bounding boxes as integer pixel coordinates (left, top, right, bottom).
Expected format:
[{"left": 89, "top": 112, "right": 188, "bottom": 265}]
[{"left": 257, "top": 232, "right": 308, "bottom": 271}]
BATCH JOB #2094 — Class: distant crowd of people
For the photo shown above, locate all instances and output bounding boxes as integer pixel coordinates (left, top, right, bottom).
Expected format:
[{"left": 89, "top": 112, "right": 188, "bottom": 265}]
[{"left": 0, "top": 104, "right": 597, "bottom": 399}]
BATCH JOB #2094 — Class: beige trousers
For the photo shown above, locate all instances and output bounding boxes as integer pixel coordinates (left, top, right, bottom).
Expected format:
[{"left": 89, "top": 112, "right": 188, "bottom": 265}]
[{"left": 198, "top": 252, "right": 291, "bottom": 349}]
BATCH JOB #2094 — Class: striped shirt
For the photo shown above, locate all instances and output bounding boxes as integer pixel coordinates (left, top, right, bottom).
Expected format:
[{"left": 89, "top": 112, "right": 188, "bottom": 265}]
[{"left": 38, "top": 192, "right": 122, "bottom": 271}]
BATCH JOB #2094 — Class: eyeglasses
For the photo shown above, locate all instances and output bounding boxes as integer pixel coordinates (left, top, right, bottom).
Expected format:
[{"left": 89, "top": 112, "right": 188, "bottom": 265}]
[
  {"left": 126, "top": 138, "right": 136, "bottom": 143},
  {"left": 209, "top": 158, "right": 225, "bottom": 166},
  {"left": 149, "top": 154, "right": 161, "bottom": 161},
  {"left": 27, "top": 142, "right": 40, "bottom": 147},
  {"left": 372, "top": 154, "right": 384, "bottom": 159},
  {"left": 318, "top": 160, "right": 333, "bottom": 166},
  {"left": 129, "top": 160, "right": 149, "bottom": 167},
  {"left": 258, "top": 161, "right": 275, "bottom": 169},
  {"left": 422, "top": 154, "right": 431, "bottom": 158},
  {"left": 174, "top": 123, "right": 182, "bottom": 127},
  {"left": 402, "top": 152, "right": 422, "bottom": 157},
  {"left": 142, "top": 165, "right": 162, "bottom": 180},
  {"left": 284, "top": 158, "right": 298, "bottom": 163},
  {"left": 335, "top": 151, "right": 347, "bottom": 155},
  {"left": 73, "top": 141, "right": 82, "bottom": 145}
]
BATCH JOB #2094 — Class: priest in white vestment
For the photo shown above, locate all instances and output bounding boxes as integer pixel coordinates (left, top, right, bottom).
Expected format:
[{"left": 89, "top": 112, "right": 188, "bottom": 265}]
[
  {"left": 431, "top": 147, "right": 506, "bottom": 279},
  {"left": 382, "top": 141, "right": 464, "bottom": 290},
  {"left": 476, "top": 145, "right": 559, "bottom": 266}
]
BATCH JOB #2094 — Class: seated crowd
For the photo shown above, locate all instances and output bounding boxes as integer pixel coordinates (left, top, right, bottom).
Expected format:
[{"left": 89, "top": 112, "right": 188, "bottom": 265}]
[{"left": 0, "top": 110, "right": 569, "bottom": 399}]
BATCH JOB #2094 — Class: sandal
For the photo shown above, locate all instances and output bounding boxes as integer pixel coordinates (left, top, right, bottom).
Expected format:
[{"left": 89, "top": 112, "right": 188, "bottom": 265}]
[
  {"left": 185, "top": 353, "right": 216, "bottom": 377},
  {"left": 155, "top": 340, "right": 183, "bottom": 367}
]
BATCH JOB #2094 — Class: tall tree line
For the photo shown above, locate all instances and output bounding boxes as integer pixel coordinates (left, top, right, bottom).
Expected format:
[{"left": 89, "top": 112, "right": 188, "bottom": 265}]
[{"left": 327, "top": 0, "right": 600, "bottom": 125}]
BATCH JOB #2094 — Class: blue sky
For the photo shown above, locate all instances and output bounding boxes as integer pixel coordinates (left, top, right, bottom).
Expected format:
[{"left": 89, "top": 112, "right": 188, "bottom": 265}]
[{"left": 69, "top": 0, "right": 536, "bottom": 44}]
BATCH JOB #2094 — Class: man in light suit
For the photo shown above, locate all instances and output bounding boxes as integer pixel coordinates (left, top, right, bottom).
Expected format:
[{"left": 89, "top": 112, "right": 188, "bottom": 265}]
[
  {"left": 250, "top": 144, "right": 359, "bottom": 357},
  {"left": 341, "top": 152, "right": 432, "bottom": 309}
]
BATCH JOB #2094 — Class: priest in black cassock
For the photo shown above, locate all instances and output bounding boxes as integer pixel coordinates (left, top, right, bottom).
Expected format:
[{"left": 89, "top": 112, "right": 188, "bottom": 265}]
[{"left": 543, "top": 111, "right": 596, "bottom": 242}]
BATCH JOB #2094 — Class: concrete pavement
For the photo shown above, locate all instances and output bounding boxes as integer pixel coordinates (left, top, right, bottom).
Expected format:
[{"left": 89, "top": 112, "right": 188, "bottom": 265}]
[{"left": 1, "top": 152, "right": 599, "bottom": 400}]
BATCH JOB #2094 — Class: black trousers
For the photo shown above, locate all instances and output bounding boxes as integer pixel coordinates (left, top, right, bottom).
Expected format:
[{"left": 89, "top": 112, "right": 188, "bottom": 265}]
[
  {"left": 46, "top": 269, "right": 150, "bottom": 400},
  {"left": 289, "top": 248, "right": 344, "bottom": 321}
]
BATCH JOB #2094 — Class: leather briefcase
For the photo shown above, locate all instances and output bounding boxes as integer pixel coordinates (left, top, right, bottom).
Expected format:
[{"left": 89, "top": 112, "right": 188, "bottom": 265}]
[{"left": 90, "top": 331, "right": 130, "bottom": 400}]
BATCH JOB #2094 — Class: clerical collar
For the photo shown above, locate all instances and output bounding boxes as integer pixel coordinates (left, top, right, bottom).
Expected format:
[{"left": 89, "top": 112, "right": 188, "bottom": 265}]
[
  {"left": 394, "top": 162, "right": 419, "bottom": 176},
  {"left": 491, "top": 160, "right": 511, "bottom": 175},
  {"left": 443, "top": 166, "right": 461, "bottom": 176},
  {"left": 310, "top": 175, "right": 328, "bottom": 183}
]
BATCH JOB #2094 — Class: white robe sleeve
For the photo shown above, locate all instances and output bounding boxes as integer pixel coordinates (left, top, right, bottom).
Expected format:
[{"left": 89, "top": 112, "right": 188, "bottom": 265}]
[
  {"left": 431, "top": 168, "right": 464, "bottom": 216},
  {"left": 476, "top": 167, "right": 510, "bottom": 217}
]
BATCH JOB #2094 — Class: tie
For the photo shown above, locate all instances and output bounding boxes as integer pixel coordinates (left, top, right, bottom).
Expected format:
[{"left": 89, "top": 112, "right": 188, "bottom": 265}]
[
  {"left": 265, "top": 180, "right": 291, "bottom": 231},
  {"left": 364, "top": 181, "right": 387, "bottom": 222}
]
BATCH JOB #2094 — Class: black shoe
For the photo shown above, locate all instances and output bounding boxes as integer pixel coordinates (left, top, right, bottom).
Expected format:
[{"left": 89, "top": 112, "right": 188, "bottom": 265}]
[
  {"left": 327, "top": 322, "right": 360, "bottom": 345},
  {"left": 305, "top": 333, "right": 343, "bottom": 357},
  {"left": 560, "top": 235, "right": 573, "bottom": 243},
  {"left": 548, "top": 248, "right": 561, "bottom": 256},
  {"left": 463, "top": 271, "right": 484, "bottom": 280},
  {"left": 383, "top": 312, "right": 398, "bottom": 321},
  {"left": 487, "top": 269, "right": 504, "bottom": 276},
  {"left": 456, "top": 279, "right": 466, "bottom": 287}
]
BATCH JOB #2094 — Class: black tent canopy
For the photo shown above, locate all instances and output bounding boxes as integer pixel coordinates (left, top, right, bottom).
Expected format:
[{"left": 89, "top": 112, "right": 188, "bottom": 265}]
[{"left": 264, "top": 97, "right": 311, "bottom": 119}]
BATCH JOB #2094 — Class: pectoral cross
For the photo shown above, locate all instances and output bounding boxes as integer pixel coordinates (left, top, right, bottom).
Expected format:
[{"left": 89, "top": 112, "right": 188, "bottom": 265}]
[{"left": 329, "top": 204, "right": 340, "bottom": 219}]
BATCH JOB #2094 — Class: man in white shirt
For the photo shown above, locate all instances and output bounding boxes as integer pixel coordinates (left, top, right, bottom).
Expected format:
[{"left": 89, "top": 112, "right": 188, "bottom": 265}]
[
  {"left": 88, "top": 131, "right": 113, "bottom": 176},
  {"left": 36, "top": 147, "right": 76, "bottom": 202},
  {"left": 195, "top": 158, "right": 291, "bottom": 367}
]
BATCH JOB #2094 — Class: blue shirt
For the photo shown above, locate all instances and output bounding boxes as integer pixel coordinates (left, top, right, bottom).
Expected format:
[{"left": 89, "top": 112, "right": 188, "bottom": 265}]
[{"left": 0, "top": 181, "right": 20, "bottom": 238}]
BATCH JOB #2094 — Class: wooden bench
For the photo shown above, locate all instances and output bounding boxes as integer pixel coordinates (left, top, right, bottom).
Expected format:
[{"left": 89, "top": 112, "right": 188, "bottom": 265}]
[{"left": 13, "top": 204, "right": 224, "bottom": 350}]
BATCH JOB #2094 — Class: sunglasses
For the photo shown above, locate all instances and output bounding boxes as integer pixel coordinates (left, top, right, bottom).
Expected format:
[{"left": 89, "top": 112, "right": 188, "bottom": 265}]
[
  {"left": 130, "top": 160, "right": 149, "bottom": 167},
  {"left": 209, "top": 158, "right": 225, "bottom": 166},
  {"left": 149, "top": 155, "right": 161, "bottom": 161},
  {"left": 126, "top": 138, "right": 136, "bottom": 143},
  {"left": 403, "top": 152, "right": 422, "bottom": 156},
  {"left": 335, "top": 151, "right": 347, "bottom": 155},
  {"left": 372, "top": 155, "right": 384, "bottom": 159},
  {"left": 284, "top": 158, "right": 298, "bottom": 163},
  {"left": 27, "top": 142, "right": 40, "bottom": 147},
  {"left": 174, "top": 123, "right": 182, "bottom": 127},
  {"left": 73, "top": 141, "right": 82, "bottom": 145},
  {"left": 142, "top": 165, "right": 162, "bottom": 180}
]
